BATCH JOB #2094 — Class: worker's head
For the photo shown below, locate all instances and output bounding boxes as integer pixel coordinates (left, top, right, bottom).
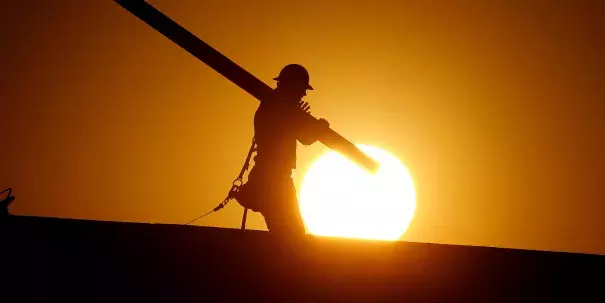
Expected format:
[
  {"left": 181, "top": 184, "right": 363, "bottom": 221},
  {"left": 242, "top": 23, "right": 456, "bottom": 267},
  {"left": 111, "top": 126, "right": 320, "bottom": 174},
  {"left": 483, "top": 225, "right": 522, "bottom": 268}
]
[{"left": 274, "top": 64, "right": 314, "bottom": 99}]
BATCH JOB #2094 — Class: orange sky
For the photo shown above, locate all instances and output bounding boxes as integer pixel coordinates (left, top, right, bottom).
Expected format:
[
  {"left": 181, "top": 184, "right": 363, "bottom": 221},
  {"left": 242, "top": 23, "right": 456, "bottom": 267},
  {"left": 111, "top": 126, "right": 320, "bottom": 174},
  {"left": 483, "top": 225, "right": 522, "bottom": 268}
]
[{"left": 2, "top": 0, "right": 604, "bottom": 255}]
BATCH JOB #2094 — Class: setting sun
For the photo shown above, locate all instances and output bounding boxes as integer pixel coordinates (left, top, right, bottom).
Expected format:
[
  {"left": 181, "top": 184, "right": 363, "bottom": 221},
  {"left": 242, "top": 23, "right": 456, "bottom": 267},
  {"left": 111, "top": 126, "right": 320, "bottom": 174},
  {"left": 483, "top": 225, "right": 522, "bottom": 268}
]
[{"left": 299, "top": 145, "right": 416, "bottom": 241}]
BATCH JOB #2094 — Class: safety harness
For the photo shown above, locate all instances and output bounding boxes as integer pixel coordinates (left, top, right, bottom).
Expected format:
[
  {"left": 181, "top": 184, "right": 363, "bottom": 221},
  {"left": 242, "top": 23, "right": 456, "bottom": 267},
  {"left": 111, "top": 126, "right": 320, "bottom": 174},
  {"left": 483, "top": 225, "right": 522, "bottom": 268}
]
[
  {"left": 184, "top": 138, "right": 257, "bottom": 226},
  {"left": 215, "top": 137, "right": 257, "bottom": 212}
]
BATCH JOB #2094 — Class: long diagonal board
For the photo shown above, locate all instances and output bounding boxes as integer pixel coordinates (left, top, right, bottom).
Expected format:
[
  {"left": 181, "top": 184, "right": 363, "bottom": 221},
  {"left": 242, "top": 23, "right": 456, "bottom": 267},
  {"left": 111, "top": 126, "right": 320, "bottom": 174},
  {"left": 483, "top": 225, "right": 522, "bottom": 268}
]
[{"left": 113, "top": 0, "right": 379, "bottom": 173}]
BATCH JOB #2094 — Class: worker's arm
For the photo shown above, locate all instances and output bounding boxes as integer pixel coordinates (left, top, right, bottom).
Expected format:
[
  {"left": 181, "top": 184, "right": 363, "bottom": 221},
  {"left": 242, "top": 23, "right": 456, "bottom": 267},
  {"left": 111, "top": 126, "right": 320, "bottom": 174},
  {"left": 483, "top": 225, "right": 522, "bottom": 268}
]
[
  {"left": 298, "top": 118, "right": 329, "bottom": 145},
  {"left": 293, "top": 101, "right": 330, "bottom": 145}
]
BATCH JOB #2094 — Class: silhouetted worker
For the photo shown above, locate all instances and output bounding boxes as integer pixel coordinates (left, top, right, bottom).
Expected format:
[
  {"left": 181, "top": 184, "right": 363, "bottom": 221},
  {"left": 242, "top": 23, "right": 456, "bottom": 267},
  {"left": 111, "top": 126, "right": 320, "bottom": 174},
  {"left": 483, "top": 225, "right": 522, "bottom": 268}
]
[{"left": 236, "top": 64, "right": 329, "bottom": 239}]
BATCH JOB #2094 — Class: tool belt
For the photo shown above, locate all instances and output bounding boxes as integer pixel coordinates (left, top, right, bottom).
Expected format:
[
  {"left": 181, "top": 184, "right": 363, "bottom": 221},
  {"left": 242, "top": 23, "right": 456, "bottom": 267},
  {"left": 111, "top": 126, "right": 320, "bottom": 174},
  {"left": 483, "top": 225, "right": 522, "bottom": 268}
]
[
  {"left": 232, "top": 179, "right": 262, "bottom": 213},
  {"left": 232, "top": 166, "right": 293, "bottom": 213},
  {"left": 216, "top": 137, "right": 294, "bottom": 214}
]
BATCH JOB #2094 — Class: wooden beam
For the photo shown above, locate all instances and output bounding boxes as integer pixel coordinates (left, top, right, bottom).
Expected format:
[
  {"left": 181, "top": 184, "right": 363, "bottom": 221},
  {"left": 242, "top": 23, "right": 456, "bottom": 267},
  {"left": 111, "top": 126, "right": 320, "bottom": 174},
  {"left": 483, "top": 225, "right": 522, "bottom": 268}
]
[{"left": 113, "top": 0, "right": 379, "bottom": 173}]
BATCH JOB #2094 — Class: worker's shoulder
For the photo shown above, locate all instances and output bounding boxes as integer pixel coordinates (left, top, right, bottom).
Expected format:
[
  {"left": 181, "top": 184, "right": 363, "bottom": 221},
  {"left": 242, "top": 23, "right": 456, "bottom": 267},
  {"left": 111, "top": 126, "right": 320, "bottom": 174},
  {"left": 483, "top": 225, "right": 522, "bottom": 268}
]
[{"left": 258, "top": 99, "right": 292, "bottom": 115}]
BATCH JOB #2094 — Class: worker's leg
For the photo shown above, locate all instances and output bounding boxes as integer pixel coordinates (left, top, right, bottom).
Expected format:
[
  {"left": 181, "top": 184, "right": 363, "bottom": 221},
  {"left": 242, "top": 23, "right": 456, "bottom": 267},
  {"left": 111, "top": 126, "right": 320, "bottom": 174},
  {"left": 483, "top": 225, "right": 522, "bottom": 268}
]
[
  {"left": 261, "top": 179, "right": 315, "bottom": 302},
  {"left": 262, "top": 178, "right": 305, "bottom": 238}
]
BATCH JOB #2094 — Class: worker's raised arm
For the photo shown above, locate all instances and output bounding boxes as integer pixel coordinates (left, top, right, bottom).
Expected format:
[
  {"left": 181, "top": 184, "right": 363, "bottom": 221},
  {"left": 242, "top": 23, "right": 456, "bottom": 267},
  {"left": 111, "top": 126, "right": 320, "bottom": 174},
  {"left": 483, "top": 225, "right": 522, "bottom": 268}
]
[
  {"left": 292, "top": 101, "right": 330, "bottom": 145},
  {"left": 298, "top": 118, "right": 330, "bottom": 145}
]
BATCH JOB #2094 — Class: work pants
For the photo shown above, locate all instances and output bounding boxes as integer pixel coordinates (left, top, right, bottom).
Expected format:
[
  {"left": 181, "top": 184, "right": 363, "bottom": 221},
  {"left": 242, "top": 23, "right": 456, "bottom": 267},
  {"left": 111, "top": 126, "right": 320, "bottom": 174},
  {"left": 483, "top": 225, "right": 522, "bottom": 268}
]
[{"left": 240, "top": 166, "right": 316, "bottom": 301}]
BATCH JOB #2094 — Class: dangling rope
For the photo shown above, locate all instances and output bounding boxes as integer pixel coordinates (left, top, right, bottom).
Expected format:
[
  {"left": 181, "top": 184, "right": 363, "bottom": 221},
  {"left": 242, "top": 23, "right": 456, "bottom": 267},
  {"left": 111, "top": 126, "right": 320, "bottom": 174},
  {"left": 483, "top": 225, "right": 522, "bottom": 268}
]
[{"left": 184, "top": 138, "right": 256, "bottom": 226}]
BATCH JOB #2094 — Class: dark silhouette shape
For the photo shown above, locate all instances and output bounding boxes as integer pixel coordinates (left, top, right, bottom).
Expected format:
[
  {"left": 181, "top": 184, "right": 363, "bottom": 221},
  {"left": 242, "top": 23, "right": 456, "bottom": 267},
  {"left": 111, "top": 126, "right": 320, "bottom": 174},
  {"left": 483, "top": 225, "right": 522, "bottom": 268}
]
[
  {"left": 0, "top": 188, "right": 15, "bottom": 222},
  {"left": 112, "top": 0, "right": 379, "bottom": 174}
]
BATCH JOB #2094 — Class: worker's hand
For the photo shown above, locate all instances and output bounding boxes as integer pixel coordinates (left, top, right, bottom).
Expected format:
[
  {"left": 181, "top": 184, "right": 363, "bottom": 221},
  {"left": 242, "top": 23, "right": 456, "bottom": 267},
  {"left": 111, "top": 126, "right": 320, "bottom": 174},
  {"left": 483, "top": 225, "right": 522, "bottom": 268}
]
[{"left": 297, "top": 100, "right": 311, "bottom": 114}]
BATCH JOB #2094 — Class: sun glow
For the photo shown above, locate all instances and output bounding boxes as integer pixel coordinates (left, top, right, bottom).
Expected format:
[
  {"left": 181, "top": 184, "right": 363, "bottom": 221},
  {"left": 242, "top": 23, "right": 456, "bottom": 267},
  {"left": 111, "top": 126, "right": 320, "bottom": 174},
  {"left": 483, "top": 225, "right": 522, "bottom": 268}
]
[{"left": 299, "top": 145, "right": 416, "bottom": 241}]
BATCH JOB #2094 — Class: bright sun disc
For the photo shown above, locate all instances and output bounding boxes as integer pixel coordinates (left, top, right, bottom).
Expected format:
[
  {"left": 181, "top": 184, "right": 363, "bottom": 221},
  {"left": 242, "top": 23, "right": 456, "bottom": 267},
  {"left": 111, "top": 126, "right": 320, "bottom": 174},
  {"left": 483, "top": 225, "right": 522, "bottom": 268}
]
[{"left": 299, "top": 145, "right": 416, "bottom": 241}]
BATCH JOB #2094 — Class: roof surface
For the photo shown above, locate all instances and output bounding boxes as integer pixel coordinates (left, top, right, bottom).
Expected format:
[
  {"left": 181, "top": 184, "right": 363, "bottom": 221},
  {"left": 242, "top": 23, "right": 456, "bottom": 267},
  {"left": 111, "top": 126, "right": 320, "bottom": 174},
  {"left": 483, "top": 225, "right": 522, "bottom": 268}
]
[{"left": 2, "top": 215, "right": 603, "bottom": 302}]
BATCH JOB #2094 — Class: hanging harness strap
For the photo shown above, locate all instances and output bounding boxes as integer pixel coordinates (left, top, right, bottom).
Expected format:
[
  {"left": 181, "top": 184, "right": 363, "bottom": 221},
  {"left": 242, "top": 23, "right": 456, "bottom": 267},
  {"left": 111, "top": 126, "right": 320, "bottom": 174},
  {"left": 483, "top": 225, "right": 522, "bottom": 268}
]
[
  {"left": 212, "top": 137, "right": 257, "bottom": 212},
  {"left": 184, "top": 138, "right": 256, "bottom": 226}
]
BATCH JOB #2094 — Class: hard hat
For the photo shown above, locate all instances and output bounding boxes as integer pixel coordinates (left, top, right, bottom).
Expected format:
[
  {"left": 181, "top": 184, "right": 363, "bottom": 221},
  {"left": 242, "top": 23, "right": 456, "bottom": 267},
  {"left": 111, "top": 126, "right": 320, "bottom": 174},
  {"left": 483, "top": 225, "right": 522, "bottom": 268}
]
[{"left": 273, "top": 64, "right": 314, "bottom": 90}]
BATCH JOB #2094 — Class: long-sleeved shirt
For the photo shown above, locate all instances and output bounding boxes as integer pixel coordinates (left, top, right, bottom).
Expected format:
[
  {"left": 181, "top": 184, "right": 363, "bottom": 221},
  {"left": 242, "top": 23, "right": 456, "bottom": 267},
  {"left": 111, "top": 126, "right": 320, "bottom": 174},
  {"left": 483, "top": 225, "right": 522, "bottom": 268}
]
[{"left": 253, "top": 90, "right": 320, "bottom": 175}]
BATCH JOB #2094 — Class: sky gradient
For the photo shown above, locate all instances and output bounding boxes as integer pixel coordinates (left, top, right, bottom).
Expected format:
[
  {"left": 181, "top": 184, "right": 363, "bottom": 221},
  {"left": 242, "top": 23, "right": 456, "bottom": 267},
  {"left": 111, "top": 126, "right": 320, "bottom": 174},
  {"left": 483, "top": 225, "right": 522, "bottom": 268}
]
[{"left": 2, "top": 0, "right": 604, "bottom": 255}]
